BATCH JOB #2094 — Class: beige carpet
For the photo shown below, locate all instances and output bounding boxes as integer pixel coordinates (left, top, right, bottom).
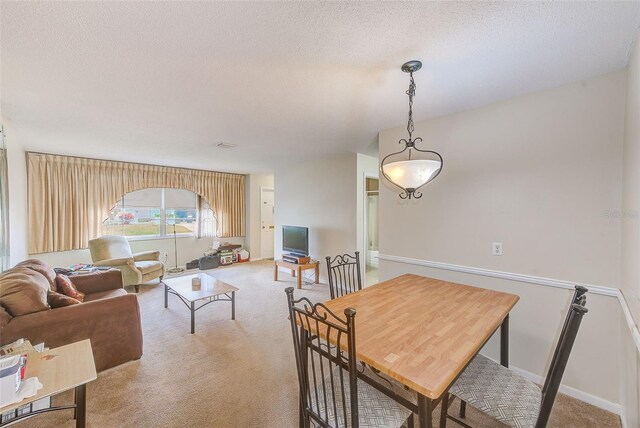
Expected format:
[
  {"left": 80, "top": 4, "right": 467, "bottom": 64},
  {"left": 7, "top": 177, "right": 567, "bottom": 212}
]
[{"left": 20, "top": 261, "right": 620, "bottom": 428}]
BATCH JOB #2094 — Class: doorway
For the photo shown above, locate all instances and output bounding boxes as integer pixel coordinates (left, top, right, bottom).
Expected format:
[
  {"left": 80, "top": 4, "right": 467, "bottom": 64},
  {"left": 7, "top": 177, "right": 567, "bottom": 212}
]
[
  {"left": 260, "top": 187, "right": 275, "bottom": 259},
  {"left": 364, "top": 177, "right": 379, "bottom": 285}
]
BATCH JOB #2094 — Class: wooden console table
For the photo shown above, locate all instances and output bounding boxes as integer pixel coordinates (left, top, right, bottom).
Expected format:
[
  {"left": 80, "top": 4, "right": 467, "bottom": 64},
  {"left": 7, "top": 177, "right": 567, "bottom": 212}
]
[{"left": 274, "top": 259, "right": 319, "bottom": 289}]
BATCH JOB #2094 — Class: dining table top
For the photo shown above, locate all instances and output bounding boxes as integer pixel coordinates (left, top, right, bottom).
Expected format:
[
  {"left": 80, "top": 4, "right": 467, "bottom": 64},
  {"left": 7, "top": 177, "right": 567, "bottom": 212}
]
[{"left": 321, "top": 273, "right": 519, "bottom": 399}]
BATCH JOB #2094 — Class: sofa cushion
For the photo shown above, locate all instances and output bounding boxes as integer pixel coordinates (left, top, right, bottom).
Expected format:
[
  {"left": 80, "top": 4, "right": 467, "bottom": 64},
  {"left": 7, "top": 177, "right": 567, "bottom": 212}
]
[
  {"left": 0, "top": 305, "right": 12, "bottom": 328},
  {"left": 83, "top": 288, "right": 127, "bottom": 302},
  {"left": 134, "top": 260, "right": 163, "bottom": 275},
  {"left": 56, "top": 274, "right": 85, "bottom": 302},
  {"left": 0, "top": 267, "right": 51, "bottom": 316},
  {"left": 14, "top": 259, "right": 57, "bottom": 290},
  {"left": 48, "top": 291, "right": 81, "bottom": 308}
]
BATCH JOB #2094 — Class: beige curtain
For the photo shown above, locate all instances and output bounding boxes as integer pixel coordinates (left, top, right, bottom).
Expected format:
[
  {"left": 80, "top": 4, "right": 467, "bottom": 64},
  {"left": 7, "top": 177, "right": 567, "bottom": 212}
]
[
  {"left": 0, "top": 144, "right": 9, "bottom": 270},
  {"left": 196, "top": 195, "right": 216, "bottom": 239},
  {"left": 27, "top": 153, "right": 245, "bottom": 254}
]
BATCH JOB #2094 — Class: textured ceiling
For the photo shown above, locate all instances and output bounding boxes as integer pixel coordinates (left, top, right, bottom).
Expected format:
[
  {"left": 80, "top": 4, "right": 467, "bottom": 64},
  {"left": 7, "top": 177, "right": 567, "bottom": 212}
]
[{"left": 1, "top": 1, "right": 639, "bottom": 173}]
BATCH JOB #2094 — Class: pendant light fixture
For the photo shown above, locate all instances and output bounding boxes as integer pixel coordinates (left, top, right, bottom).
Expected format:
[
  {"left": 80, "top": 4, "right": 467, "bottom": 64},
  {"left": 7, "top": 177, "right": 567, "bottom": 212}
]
[{"left": 380, "top": 60, "right": 443, "bottom": 199}]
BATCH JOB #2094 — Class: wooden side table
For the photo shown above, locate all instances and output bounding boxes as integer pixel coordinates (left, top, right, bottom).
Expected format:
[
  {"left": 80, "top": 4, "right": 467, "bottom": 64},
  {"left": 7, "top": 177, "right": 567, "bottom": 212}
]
[
  {"left": 0, "top": 340, "right": 97, "bottom": 427},
  {"left": 274, "top": 259, "right": 319, "bottom": 289}
]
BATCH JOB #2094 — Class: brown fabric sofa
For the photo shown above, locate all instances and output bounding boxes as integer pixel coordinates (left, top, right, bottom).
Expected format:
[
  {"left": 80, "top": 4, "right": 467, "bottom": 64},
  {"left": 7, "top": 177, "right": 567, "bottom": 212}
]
[{"left": 0, "top": 259, "right": 143, "bottom": 371}]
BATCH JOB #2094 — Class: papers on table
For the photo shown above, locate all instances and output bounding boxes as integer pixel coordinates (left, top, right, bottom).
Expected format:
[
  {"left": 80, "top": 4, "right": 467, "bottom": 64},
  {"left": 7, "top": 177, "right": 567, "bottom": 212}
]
[{"left": 0, "top": 339, "right": 47, "bottom": 417}]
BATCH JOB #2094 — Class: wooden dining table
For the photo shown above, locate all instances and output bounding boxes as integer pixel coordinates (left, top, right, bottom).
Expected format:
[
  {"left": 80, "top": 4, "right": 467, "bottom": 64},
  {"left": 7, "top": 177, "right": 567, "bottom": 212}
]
[{"left": 321, "top": 273, "right": 520, "bottom": 428}]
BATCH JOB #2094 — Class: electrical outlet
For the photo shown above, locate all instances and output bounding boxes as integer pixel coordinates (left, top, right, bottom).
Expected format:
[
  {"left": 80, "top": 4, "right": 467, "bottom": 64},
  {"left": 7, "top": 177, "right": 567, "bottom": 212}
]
[
  {"left": 163, "top": 252, "right": 169, "bottom": 260},
  {"left": 492, "top": 242, "right": 503, "bottom": 256}
]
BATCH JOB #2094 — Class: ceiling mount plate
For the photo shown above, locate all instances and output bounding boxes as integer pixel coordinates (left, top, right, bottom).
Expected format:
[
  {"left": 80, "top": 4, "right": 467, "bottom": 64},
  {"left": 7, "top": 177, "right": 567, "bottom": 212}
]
[{"left": 401, "top": 60, "right": 422, "bottom": 73}]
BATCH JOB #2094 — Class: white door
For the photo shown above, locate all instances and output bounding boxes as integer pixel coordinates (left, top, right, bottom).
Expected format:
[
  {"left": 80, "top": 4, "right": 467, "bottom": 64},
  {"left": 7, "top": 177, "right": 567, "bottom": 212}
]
[{"left": 260, "top": 188, "right": 275, "bottom": 259}]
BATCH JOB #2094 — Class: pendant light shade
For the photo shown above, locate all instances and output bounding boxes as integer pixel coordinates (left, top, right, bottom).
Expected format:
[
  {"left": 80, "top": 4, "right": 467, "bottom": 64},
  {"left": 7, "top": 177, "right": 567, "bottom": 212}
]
[
  {"left": 380, "top": 60, "right": 443, "bottom": 199},
  {"left": 382, "top": 159, "right": 442, "bottom": 190}
]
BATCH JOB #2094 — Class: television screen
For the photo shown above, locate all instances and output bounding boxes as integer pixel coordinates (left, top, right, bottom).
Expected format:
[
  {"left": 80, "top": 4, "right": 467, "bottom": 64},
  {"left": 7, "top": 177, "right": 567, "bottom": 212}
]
[{"left": 283, "top": 225, "right": 309, "bottom": 256}]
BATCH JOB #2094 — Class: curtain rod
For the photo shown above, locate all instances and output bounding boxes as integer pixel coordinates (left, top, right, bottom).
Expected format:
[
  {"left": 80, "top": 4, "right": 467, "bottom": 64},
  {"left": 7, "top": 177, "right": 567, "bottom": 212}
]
[{"left": 26, "top": 151, "right": 247, "bottom": 177}]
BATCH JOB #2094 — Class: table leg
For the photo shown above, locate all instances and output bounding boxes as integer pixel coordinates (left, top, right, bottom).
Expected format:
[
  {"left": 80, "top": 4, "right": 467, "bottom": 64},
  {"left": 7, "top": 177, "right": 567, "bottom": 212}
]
[
  {"left": 297, "top": 267, "right": 302, "bottom": 289},
  {"left": 274, "top": 263, "right": 278, "bottom": 281},
  {"left": 75, "top": 384, "right": 86, "bottom": 428},
  {"left": 231, "top": 291, "right": 235, "bottom": 320},
  {"left": 417, "top": 394, "right": 433, "bottom": 428},
  {"left": 164, "top": 282, "right": 168, "bottom": 309},
  {"left": 500, "top": 314, "right": 509, "bottom": 367},
  {"left": 292, "top": 269, "right": 296, "bottom": 277},
  {"left": 315, "top": 263, "right": 319, "bottom": 284},
  {"left": 190, "top": 301, "right": 195, "bottom": 334},
  {"left": 439, "top": 393, "right": 449, "bottom": 428}
]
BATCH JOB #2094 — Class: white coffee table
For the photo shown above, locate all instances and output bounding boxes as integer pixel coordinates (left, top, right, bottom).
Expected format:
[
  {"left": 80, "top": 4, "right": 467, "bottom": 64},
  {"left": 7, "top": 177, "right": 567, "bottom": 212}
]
[{"left": 163, "top": 273, "right": 238, "bottom": 334}]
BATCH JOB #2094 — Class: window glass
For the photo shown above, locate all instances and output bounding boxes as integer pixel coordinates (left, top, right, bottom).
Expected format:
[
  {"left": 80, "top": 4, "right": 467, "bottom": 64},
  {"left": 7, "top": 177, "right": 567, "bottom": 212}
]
[
  {"left": 165, "top": 188, "right": 197, "bottom": 235},
  {"left": 102, "top": 188, "right": 198, "bottom": 238}
]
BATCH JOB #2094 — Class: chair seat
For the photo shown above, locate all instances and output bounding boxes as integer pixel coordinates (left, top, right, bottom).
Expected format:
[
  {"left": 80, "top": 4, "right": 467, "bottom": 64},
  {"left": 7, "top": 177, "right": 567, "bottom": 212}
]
[
  {"left": 313, "top": 365, "right": 413, "bottom": 427},
  {"left": 450, "top": 354, "right": 542, "bottom": 428},
  {"left": 134, "top": 260, "right": 162, "bottom": 275}
]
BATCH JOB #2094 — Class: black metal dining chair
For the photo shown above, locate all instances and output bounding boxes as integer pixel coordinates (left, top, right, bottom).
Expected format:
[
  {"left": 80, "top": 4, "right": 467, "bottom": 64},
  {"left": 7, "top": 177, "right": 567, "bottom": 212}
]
[
  {"left": 442, "top": 286, "right": 589, "bottom": 428},
  {"left": 325, "top": 252, "right": 362, "bottom": 300},
  {"left": 285, "top": 287, "right": 415, "bottom": 427}
]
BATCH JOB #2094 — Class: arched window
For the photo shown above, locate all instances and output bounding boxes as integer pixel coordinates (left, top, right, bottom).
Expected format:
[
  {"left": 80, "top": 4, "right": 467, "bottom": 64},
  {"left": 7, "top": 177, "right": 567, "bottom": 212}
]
[{"left": 102, "top": 188, "right": 215, "bottom": 239}]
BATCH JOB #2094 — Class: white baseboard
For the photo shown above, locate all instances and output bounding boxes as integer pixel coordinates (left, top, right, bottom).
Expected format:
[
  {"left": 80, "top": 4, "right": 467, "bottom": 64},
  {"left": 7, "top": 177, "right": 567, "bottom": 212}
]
[
  {"left": 621, "top": 412, "right": 629, "bottom": 428},
  {"left": 481, "top": 354, "right": 621, "bottom": 415},
  {"left": 249, "top": 258, "right": 263, "bottom": 262},
  {"left": 506, "top": 363, "right": 622, "bottom": 415}
]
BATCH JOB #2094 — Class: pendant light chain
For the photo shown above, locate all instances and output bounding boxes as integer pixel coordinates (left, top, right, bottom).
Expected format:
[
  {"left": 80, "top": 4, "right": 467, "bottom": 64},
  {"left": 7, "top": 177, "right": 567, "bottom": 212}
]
[
  {"left": 406, "top": 71, "right": 416, "bottom": 141},
  {"left": 406, "top": 71, "right": 416, "bottom": 160}
]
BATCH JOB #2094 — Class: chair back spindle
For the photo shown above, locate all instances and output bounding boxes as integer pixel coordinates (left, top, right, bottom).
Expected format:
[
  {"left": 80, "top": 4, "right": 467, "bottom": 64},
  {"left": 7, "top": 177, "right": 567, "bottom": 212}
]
[
  {"left": 326, "top": 252, "right": 362, "bottom": 300},
  {"left": 536, "top": 288, "right": 589, "bottom": 428},
  {"left": 541, "top": 285, "right": 587, "bottom": 395},
  {"left": 285, "top": 287, "right": 359, "bottom": 427}
]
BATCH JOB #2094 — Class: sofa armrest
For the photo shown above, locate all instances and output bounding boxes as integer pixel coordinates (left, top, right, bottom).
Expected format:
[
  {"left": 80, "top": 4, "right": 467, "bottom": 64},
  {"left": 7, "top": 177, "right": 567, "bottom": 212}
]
[
  {"left": 133, "top": 251, "right": 160, "bottom": 262},
  {"left": 93, "top": 257, "right": 135, "bottom": 267},
  {"left": 70, "top": 269, "right": 124, "bottom": 294},
  {"left": 1, "top": 294, "right": 143, "bottom": 372}
]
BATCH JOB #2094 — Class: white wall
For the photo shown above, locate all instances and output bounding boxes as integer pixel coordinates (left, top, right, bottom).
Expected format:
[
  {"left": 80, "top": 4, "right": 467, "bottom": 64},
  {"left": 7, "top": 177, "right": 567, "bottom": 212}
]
[
  {"left": 356, "top": 154, "right": 378, "bottom": 273},
  {"left": 621, "top": 33, "right": 640, "bottom": 428},
  {"left": 378, "top": 71, "right": 626, "bottom": 406},
  {"left": 2, "top": 120, "right": 29, "bottom": 265},
  {"left": 246, "top": 173, "right": 274, "bottom": 261},
  {"left": 274, "top": 154, "right": 357, "bottom": 282}
]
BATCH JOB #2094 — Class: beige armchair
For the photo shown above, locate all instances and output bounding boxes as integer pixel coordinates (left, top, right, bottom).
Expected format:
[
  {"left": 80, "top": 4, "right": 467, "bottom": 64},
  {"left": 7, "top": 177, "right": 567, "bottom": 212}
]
[{"left": 88, "top": 235, "right": 165, "bottom": 293}]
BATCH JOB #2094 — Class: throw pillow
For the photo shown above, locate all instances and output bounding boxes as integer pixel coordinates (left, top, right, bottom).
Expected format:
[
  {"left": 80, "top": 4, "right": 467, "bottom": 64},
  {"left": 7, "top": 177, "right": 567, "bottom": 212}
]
[
  {"left": 0, "top": 268, "right": 51, "bottom": 316},
  {"left": 14, "top": 259, "right": 57, "bottom": 290},
  {"left": 55, "top": 274, "right": 86, "bottom": 302},
  {"left": 47, "top": 290, "right": 81, "bottom": 308}
]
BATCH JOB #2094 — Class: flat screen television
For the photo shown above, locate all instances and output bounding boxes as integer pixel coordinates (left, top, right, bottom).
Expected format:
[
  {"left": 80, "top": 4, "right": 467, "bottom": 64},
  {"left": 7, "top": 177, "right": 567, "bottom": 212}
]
[{"left": 282, "top": 225, "right": 309, "bottom": 256}]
